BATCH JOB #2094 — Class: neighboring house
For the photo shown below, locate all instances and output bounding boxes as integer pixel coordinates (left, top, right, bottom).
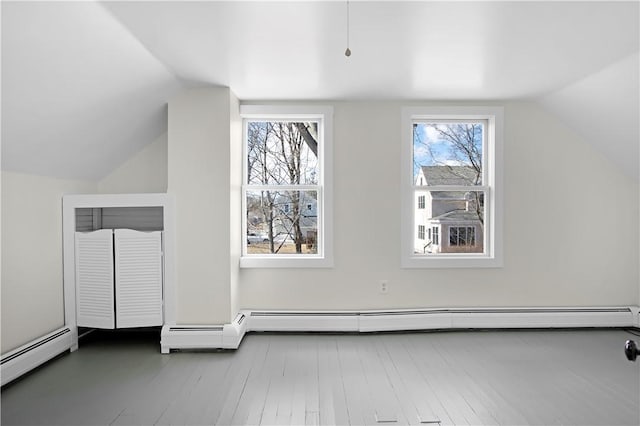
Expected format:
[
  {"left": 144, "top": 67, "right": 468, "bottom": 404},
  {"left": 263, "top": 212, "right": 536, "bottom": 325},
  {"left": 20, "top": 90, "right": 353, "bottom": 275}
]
[
  {"left": 414, "top": 166, "right": 484, "bottom": 254},
  {"left": 247, "top": 192, "right": 318, "bottom": 244},
  {"left": 278, "top": 196, "right": 318, "bottom": 244}
]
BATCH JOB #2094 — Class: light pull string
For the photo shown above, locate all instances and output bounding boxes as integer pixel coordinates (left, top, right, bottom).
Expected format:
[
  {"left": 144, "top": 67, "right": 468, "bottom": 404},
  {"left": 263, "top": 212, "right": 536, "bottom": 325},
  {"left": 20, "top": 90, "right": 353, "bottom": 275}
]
[{"left": 345, "top": 0, "right": 351, "bottom": 57}]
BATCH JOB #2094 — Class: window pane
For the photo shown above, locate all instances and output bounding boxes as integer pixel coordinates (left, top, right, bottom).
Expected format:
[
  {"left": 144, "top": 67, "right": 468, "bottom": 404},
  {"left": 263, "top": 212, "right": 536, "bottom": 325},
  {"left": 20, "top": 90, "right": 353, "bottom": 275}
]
[
  {"left": 413, "top": 122, "right": 483, "bottom": 186},
  {"left": 247, "top": 121, "right": 319, "bottom": 185},
  {"left": 414, "top": 190, "right": 484, "bottom": 255},
  {"left": 246, "top": 190, "right": 318, "bottom": 255}
]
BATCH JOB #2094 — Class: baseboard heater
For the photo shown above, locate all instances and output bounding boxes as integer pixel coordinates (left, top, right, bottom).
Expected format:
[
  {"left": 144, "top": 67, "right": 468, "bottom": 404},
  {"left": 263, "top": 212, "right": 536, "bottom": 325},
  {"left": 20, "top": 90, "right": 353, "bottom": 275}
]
[
  {"left": 1, "top": 326, "right": 73, "bottom": 387},
  {"left": 249, "top": 307, "right": 639, "bottom": 333},
  {"left": 160, "top": 313, "right": 247, "bottom": 353},
  {"left": 3, "top": 308, "right": 637, "bottom": 380}
]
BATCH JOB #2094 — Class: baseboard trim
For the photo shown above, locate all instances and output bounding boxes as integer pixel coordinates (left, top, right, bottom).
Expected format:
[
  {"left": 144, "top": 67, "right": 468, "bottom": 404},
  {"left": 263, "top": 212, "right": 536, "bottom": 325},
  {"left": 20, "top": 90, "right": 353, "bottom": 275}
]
[
  {"left": 1, "top": 327, "right": 73, "bottom": 386},
  {"left": 160, "top": 312, "right": 248, "bottom": 353}
]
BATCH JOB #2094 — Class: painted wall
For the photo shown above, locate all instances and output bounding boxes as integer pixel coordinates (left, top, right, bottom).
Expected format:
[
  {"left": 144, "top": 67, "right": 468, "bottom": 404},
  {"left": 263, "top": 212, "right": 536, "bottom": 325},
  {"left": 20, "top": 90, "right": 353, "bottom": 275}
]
[
  {"left": 167, "top": 87, "right": 241, "bottom": 325},
  {"left": 97, "top": 132, "right": 168, "bottom": 194},
  {"left": 19, "top": 90, "right": 632, "bottom": 335},
  {"left": 237, "top": 100, "right": 639, "bottom": 311},
  {"left": 106, "top": 91, "right": 638, "bottom": 317},
  {"left": 1, "top": 171, "right": 95, "bottom": 353}
]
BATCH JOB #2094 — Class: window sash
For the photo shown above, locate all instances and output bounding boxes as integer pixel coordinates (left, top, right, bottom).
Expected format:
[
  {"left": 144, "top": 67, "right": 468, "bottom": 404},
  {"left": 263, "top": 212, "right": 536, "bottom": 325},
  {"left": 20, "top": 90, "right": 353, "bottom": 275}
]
[
  {"left": 240, "top": 105, "right": 333, "bottom": 267},
  {"left": 413, "top": 188, "right": 488, "bottom": 255},
  {"left": 401, "top": 106, "right": 503, "bottom": 268},
  {"left": 412, "top": 119, "right": 487, "bottom": 187}
]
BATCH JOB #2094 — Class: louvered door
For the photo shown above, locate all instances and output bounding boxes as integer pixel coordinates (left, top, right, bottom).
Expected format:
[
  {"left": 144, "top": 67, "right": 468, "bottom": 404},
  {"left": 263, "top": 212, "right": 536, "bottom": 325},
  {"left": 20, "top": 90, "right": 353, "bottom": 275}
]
[
  {"left": 75, "top": 229, "right": 115, "bottom": 329},
  {"left": 114, "top": 229, "right": 163, "bottom": 328}
]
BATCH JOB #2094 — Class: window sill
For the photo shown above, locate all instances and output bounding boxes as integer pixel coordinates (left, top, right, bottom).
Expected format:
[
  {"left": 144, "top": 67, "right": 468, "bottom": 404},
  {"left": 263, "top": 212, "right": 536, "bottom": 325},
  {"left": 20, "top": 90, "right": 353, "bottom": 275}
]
[
  {"left": 401, "top": 254, "right": 503, "bottom": 269},
  {"left": 240, "top": 255, "right": 334, "bottom": 269}
]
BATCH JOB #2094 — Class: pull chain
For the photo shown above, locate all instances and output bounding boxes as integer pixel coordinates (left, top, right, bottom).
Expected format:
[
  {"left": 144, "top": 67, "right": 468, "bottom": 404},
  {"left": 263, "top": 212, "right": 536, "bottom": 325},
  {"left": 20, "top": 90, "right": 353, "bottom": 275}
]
[{"left": 345, "top": 0, "right": 351, "bottom": 57}]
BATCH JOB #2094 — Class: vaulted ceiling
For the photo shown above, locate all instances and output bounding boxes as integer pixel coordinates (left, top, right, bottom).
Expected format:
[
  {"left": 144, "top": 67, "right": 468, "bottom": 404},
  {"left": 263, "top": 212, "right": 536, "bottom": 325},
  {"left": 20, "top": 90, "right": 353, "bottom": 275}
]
[{"left": 2, "top": 1, "right": 638, "bottom": 181}]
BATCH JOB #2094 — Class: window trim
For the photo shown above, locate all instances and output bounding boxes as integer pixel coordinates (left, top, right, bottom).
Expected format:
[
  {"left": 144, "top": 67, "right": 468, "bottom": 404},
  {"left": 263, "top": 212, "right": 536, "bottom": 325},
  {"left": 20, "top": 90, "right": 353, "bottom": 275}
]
[
  {"left": 240, "top": 105, "right": 334, "bottom": 268},
  {"left": 401, "top": 106, "right": 503, "bottom": 268}
]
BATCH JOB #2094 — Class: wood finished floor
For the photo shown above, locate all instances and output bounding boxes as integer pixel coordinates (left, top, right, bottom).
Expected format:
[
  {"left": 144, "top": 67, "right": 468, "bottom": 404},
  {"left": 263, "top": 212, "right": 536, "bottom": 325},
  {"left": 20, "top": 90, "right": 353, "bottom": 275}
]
[{"left": 1, "top": 329, "right": 639, "bottom": 426}]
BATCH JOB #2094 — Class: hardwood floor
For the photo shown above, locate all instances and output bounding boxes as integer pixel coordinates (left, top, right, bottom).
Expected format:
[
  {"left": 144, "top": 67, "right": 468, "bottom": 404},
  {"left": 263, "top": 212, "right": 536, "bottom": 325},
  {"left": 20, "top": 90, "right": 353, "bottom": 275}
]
[{"left": 2, "top": 329, "right": 639, "bottom": 425}]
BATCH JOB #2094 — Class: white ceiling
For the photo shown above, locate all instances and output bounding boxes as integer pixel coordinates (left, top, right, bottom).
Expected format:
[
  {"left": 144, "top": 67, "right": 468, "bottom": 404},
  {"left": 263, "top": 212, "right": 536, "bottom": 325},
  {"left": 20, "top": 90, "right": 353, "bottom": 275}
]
[{"left": 2, "top": 1, "right": 639, "bottom": 181}]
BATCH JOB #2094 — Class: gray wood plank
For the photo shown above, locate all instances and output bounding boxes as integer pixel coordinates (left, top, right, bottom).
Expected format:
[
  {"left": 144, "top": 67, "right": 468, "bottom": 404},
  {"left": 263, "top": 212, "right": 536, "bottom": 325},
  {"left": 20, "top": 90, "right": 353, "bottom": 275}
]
[
  {"left": 359, "top": 335, "right": 408, "bottom": 425},
  {"left": 377, "top": 334, "right": 445, "bottom": 426},
  {"left": 336, "top": 336, "right": 375, "bottom": 425},
  {"left": 227, "top": 338, "right": 272, "bottom": 425}
]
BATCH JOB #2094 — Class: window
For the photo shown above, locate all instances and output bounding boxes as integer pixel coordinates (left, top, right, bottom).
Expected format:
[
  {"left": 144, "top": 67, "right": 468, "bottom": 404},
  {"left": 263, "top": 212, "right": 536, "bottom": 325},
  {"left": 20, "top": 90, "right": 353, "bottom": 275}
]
[
  {"left": 401, "top": 106, "right": 503, "bottom": 268},
  {"left": 418, "top": 225, "right": 425, "bottom": 240},
  {"left": 449, "top": 226, "right": 476, "bottom": 247},
  {"left": 241, "top": 105, "right": 333, "bottom": 268}
]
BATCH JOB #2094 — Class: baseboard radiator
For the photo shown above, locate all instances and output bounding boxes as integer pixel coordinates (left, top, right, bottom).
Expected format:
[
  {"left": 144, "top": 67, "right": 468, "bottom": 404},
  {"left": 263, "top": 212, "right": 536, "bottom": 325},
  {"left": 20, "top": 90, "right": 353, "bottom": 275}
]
[
  {"left": 1, "top": 327, "right": 73, "bottom": 387},
  {"left": 161, "top": 306, "right": 638, "bottom": 352},
  {"left": 160, "top": 312, "right": 247, "bottom": 353},
  {"left": 3, "top": 308, "right": 637, "bottom": 379},
  {"left": 249, "top": 306, "right": 640, "bottom": 333}
]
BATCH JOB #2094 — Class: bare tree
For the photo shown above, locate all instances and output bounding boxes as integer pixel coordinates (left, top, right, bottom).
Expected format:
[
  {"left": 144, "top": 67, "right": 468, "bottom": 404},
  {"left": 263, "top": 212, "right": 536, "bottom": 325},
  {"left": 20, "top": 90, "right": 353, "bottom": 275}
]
[
  {"left": 247, "top": 122, "right": 278, "bottom": 251},
  {"left": 426, "top": 123, "right": 482, "bottom": 183},
  {"left": 295, "top": 122, "right": 318, "bottom": 157},
  {"left": 273, "top": 122, "right": 311, "bottom": 253}
]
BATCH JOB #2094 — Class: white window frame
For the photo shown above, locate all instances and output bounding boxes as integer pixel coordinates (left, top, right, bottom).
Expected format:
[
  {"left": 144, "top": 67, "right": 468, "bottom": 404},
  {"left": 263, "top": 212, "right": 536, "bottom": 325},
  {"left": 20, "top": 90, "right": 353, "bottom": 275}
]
[
  {"left": 401, "top": 106, "right": 503, "bottom": 268},
  {"left": 240, "top": 105, "right": 333, "bottom": 268}
]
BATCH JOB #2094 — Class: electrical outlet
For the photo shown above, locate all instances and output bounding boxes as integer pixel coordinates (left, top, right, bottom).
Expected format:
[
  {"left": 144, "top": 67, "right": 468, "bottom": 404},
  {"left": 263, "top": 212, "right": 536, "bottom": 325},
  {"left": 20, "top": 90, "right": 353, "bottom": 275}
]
[{"left": 379, "top": 280, "right": 389, "bottom": 294}]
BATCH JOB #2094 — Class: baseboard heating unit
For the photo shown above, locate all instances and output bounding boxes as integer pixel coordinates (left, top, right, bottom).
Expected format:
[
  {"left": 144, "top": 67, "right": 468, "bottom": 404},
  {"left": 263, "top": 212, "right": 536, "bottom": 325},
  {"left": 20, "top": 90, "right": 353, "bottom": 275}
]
[
  {"left": 162, "top": 306, "right": 638, "bottom": 352},
  {"left": 249, "top": 306, "right": 639, "bottom": 333},
  {"left": 160, "top": 312, "right": 247, "bottom": 353},
  {"left": 2, "top": 307, "right": 637, "bottom": 382},
  {"left": 1, "top": 326, "right": 73, "bottom": 386}
]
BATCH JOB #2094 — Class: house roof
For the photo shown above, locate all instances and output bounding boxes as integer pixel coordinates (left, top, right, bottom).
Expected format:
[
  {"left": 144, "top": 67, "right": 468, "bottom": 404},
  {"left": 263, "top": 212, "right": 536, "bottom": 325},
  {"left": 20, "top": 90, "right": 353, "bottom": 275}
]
[
  {"left": 430, "top": 209, "right": 482, "bottom": 223},
  {"left": 420, "top": 166, "right": 479, "bottom": 186}
]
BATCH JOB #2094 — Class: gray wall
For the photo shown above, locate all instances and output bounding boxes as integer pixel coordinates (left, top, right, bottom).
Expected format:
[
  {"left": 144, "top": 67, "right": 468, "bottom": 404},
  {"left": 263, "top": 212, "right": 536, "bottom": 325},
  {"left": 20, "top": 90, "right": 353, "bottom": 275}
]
[{"left": 1, "top": 172, "right": 95, "bottom": 352}]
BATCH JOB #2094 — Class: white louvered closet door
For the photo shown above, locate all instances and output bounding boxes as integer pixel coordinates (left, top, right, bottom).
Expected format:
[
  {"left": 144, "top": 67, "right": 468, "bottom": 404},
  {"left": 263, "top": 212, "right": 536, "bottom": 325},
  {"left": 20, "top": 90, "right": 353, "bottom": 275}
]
[
  {"left": 114, "top": 229, "right": 163, "bottom": 328},
  {"left": 75, "top": 229, "right": 115, "bottom": 329}
]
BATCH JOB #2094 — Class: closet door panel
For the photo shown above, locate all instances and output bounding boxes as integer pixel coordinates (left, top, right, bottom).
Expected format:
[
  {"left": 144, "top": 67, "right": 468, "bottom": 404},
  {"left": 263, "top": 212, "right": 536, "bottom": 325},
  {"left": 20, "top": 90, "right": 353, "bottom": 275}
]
[
  {"left": 114, "top": 229, "right": 163, "bottom": 328},
  {"left": 75, "top": 230, "right": 115, "bottom": 329}
]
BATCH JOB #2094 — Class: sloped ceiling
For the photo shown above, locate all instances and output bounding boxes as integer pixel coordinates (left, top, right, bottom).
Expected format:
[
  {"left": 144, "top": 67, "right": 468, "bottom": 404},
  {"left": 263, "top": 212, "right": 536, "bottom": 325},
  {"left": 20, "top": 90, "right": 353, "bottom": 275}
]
[{"left": 2, "top": 1, "right": 638, "bottom": 181}]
